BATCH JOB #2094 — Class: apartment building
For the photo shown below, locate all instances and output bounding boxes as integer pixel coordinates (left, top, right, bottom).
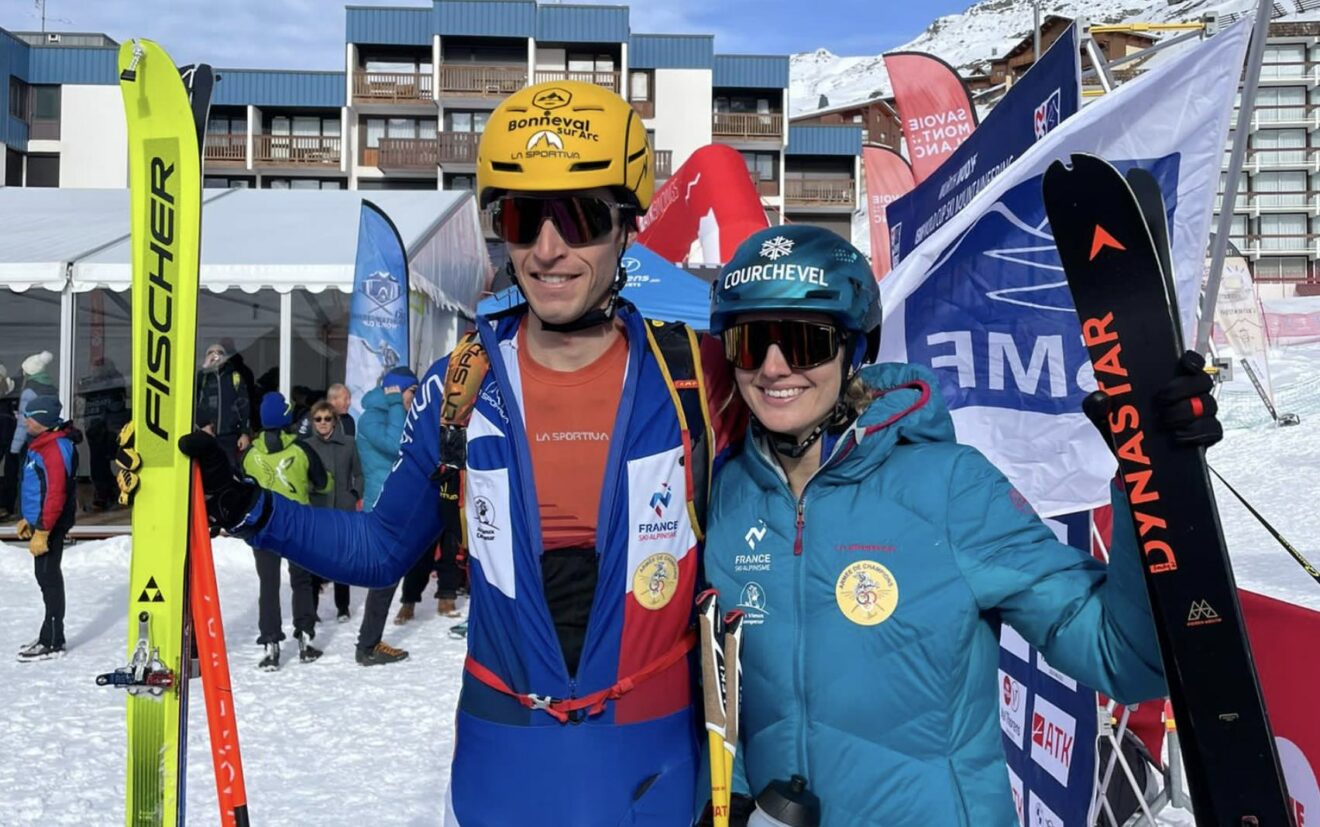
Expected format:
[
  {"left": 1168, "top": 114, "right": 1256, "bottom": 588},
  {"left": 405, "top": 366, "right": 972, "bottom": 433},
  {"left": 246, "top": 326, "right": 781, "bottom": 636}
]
[
  {"left": 1218, "top": 21, "right": 1320, "bottom": 298},
  {"left": 4, "top": 4, "right": 862, "bottom": 215}
]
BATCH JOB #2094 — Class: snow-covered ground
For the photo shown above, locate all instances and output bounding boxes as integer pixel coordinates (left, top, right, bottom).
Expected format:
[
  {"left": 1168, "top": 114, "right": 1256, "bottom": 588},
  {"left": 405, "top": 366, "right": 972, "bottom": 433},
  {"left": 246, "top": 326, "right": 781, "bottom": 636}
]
[{"left": 1, "top": 344, "right": 1317, "bottom": 825}]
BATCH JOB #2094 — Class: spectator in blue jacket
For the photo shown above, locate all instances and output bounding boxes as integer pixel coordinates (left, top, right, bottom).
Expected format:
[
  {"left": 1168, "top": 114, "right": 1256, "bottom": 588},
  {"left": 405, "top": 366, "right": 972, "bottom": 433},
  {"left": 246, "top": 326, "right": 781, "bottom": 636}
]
[
  {"left": 15, "top": 395, "right": 79, "bottom": 662},
  {"left": 701, "top": 226, "right": 1220, "bottom": 827},
  {"left": 354, "top": 367, "right": 420, "bottom": 666}
]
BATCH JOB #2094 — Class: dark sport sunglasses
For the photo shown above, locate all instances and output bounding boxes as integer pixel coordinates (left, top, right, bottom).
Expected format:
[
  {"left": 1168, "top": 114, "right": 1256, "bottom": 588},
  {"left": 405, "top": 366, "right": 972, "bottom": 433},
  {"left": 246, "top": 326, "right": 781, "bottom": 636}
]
[
  {"left": 490, "top": 195, "right": 633, "bottom": 246},
  {"left": 722, "top": 320, "right": 844, "bottom": 371}
]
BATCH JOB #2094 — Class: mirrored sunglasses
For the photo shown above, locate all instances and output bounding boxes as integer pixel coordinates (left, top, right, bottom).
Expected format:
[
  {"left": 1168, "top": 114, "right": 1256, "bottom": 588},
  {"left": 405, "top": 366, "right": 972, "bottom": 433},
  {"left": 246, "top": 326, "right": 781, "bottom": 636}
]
[
  {"left": 490, "top": 195, "right": 629, "bottom": 246},
  {"left": 722, "top": 320, "right": 843, "bottom": 371}
]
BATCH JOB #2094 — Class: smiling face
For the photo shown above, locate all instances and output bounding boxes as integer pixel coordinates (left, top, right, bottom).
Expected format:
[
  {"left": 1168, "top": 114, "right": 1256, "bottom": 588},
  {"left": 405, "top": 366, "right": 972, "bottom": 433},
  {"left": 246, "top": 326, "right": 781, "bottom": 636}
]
[
  {"left": 732, "top": 312, "right": 845, "bottom": 442},
  {"left": 505, "top": 188, "right": 632, "bottom": 328}
]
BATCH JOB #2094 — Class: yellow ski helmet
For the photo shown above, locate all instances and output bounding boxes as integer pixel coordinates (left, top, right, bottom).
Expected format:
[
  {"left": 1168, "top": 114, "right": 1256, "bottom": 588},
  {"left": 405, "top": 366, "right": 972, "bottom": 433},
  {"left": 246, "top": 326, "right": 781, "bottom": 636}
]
[{"left": 477, "top": 80, "right": 653, "bottom": 211}]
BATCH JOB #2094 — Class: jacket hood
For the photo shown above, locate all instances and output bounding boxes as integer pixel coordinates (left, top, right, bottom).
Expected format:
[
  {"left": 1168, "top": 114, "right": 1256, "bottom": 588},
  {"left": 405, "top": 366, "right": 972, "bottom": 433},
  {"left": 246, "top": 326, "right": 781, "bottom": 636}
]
[
  {"left": 741, "top": 362, "right": 955, "bottom": 490},
  {"left": 361, "top": 386, "right": 396, "bottom": 411},
  {"left": 31, "top": 423, "right": 82, "bottom": 448}
]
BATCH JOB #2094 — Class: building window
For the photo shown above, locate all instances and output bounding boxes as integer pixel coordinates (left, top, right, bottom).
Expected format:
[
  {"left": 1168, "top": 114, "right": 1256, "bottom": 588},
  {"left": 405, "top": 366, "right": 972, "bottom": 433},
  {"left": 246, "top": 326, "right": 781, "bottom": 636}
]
[
  {"left": 204, "top": 176, "right": 254, "bottom": 189},
  {"left": 364, "top": 57, "right": 432, "bottom": 75},
  {"left": 5, "top": 149, "right": 21, "bottom": 186},
  {"left": 364, "top": 117, "right": 437, "bottom": 148},
  {"left": 269, "top": 114, "right": 339, "bottom": 137},
  {"left": 29, "top": 85, "right": 60, "bottom": 139},
  {"left": 629, "top": 71, "right": 652, "bottom": 102},
  {"left": 1258, "top": 213, "right": 1308, "bottom": 251},
  {"left": 208, "top": 114, "right": 247, "bottom": 135},
  {"left": 8, "top": 77, "right": 29, "bottom": 120},
  {"left": 1256, "top": 86, "right": 1306, "bottom": 123},
  {"left": 741, "top": 151, "right": 778, "bottom": 182},
  {"left": 1255, "top": 256, "right": 1309, "bottom": 282},
  {"left": 568, "top": 53, "right": 614, "bottom": 74},
  {"left": 26, "top": 153, "right": 59, "bottom": 187},
  {"left": 445, "top": 174, "right": 474, "bottom": 190},
  {"left": 444, "top": 111, "right": 489, "bottom": 133},
  {"left": 263, "top": 178, "right": 344, "bottom": 190}
]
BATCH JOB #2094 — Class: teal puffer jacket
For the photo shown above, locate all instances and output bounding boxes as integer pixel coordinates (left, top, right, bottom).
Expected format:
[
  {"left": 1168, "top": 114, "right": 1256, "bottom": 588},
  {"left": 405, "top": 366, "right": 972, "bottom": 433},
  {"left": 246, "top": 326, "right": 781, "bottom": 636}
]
[
  {"left": 356, "top": 386, "right": 405, "bottom": 511},
  {"left": 705, "top": 362, "right": 1165, "bottom": 827}
]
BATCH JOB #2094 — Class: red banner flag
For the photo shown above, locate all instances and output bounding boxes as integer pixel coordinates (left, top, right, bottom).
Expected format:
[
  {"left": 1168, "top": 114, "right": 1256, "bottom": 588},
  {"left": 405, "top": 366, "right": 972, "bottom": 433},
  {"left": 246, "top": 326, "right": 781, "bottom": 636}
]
[
  {"left": 861, "top": 146, "right": 915, "bottom": 280},
  {"left": 883, "top": 51, "right": 978, "bottom": 183},
  {"left": 638, "top": 144, "right": 769, "bottom": 266}
]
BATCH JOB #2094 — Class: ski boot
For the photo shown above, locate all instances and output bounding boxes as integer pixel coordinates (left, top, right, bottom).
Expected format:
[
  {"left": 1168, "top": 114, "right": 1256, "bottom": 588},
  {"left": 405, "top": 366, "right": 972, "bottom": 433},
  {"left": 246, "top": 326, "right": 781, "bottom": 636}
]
[
  {"left": 17, "top": 641, "right": 66, "bottom": 662},
  {"left": 258, "top": 642, "right": 280, "bottom": 672},
  {"left": 393, "top": 602, "right": 416, "bottom": 625},
  {"left": 295, "top": 631, "right": 322, "bottom": 663}
]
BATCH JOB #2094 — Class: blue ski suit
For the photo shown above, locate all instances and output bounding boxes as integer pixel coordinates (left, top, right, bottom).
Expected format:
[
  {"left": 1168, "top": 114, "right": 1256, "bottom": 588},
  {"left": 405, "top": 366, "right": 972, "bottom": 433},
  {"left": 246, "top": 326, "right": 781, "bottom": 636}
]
[
  {"left": 703, "top": 362, "right": 1166, "bottom": 827},
  {"left": 246, "top": 305, "right": 702, "bottom": 826}
]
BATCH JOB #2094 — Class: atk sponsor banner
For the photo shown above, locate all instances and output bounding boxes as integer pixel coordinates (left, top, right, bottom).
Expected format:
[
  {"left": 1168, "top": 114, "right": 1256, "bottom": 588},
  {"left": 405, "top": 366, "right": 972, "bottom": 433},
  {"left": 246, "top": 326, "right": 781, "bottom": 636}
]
[
  {"left": 346, "top": 200, "right": 410, "bottom": 419},
  {"left": 637, "top": 143, "right": 769, "bottom": 266},
  {"left": 883, "top": 51, "right": 979, "bottom": 183},
  {"left": 1241, "top": 589, "right": 1320, "bottom": 824},
  {"left": 888, "top": 25, "right": 1080, "bottom": 270},
  {"left": 861, "top": 146, "right": 915, "bottom": 280},
  {"left": 880, "top": 19, "right": 1249, "bottom": 517},
  {"left": 1030, "top": 694, "right": 1077, "bottom": 786}
]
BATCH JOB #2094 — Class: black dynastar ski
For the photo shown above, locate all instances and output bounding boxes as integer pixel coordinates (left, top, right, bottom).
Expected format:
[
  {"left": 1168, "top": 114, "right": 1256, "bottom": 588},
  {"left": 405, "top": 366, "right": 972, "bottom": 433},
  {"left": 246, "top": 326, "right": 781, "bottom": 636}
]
[{"left": 1042, "top": 153, "right": 1292, "bottom": 826}]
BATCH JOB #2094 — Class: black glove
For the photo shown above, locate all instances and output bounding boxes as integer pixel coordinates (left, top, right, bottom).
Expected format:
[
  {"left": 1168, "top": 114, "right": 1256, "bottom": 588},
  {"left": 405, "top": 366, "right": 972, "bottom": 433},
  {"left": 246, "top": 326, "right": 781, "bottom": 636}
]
[
  {"left": 1081, "top": 351, "right": 1221, "bottom": 450},
  {"left": 178, "top": 430, "right": 269, "bottom": 537},
  {"left": 1154, "top": 350, "right": 1222, "bottom": 448}
]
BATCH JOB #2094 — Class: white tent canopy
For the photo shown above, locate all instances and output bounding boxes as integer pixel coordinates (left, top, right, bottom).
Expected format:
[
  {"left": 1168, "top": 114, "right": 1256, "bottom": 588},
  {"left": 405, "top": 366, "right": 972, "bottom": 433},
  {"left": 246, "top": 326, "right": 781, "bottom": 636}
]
[{"left": 0, "top": 188, "right": 491, "bottom": 315}]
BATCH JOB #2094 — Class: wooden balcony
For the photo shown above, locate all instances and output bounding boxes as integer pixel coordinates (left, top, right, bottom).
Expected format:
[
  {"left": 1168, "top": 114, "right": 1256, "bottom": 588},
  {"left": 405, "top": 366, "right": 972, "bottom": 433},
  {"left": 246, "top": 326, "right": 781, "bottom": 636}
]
[
  {"left": 654, "top": 150, "right": 672, "bottom": 180},
  {"left": 436, "top": 132, "right": 479, "bottom": 165},
  {"left": 784, "top": 177, "right": 856, "bottom": 207},
  {"left": 630, "top": 99, "right": 655, "bottom": 119},
  {"left": 376, "top": 137, "right": 438, "bottom": 170},
  {"left": 352, "top": 71, "right": 434, "bottom": 104},
  {"left": 712, "top": 112, "right": 784, "bottom": 140},
  {"left": 754, "top": 178, "right": 780, "bottom": 197},
  {"left": 532, "top": 69, "right": 620, "bottom": 93},
  {"left": 203, "top": 133, "right": 247, "bottom": 165},
  {"left": 253, "top": 134, "right": 341, "bottom": 167},
  {"left": 438, "top": 64, "right": 526, "bottom": 97}
]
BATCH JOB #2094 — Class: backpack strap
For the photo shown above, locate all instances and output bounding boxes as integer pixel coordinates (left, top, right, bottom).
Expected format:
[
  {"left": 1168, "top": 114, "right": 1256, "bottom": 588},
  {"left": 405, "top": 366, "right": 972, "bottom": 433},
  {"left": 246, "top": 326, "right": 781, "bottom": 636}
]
[
  {"left": 432, "top": 331, "right": 490, "bottom": 556},
  {"left": 642, "top": 319, "right": 714, "bottom": 540}
]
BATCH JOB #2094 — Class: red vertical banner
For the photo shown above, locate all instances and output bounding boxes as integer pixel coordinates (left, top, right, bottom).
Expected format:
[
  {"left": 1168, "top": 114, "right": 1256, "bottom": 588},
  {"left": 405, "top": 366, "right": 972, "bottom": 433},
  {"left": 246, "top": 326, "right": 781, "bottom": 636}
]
[
  {"left": 861, "top": 146, "right": 915, "bottom": 280},
  {"left": 883, "top": 51, "right": 978, "bottom": 183}
]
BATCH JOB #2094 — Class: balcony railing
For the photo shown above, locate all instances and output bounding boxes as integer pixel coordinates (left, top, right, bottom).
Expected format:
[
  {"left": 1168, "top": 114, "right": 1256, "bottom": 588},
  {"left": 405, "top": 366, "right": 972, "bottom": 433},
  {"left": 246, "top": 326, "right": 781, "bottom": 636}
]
[
  {"left": 253, "top": 134, "right": 341, "bottom": 166},
  {"left": 654, "top": 150, "right": 672, "bottom": 180},
  {"left": 754, "top": 178, "right": 780, "bottom": 197},
  {"left": 1218, "top": 190, "right": 1320, "bottom": 215},
  {"left": 713, "top": 112, "right": 784, "bottom": 139},
  {"left": 1247, "top": 104, "right": 1319, "bottom": 129},
  {"left": 204, "top": 133, "right": 247, "bottom": 164},
  {"left": 784, "top": 177, "right": 856, "bottom": 206},
  {"left": 353, "top": 71, "right": 434, "bottom": 103},
  {"left": 376, "top": 137, "right": 438, "bottom": 170},
  {"left": 437, "top": 132, "right": 479, "bottom": 164},
  {"left": 1245, "top": 232, "right": 1320, "bottom": 255},
  {"left": 1258, "top": 61, "right": 1320, "bottom": 83},
  {"left": 532, "top": 69, "right": 620, "bottom": 93},
  {"left": 438, "top": 64, "right": 526, "bottom": 97},
  {"left": 630, "top": 99, "right": 655, "bottom": 119}
]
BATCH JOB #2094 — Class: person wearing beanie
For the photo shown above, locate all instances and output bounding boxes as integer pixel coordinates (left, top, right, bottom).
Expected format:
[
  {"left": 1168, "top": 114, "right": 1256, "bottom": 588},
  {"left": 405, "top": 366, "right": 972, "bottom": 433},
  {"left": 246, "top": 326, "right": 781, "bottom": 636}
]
[
  {"left": 5, "top": 351, "right": 57, "bottom": 519},
  {"left": 15, "top": 394, "right": 80, "bottom": 661},
  {"left": 195, "top": 342, "right": 253, "bottom": 467},
  {"left": 240, "top": 392, "right": 330, "bottom": 671},
  {"left": 352, "top": 368, "right": 419, "bottom": 665}
]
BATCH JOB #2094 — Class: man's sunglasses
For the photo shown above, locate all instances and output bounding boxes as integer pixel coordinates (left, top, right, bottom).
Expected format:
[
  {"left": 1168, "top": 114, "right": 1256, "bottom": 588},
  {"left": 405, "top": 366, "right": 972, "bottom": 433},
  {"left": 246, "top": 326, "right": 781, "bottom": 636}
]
[
  {"left": 490, "top": 195, "right": 632, "bottom": 246},
  {"left": 722, "top": 320, "right": 844, "bottom": 371}
]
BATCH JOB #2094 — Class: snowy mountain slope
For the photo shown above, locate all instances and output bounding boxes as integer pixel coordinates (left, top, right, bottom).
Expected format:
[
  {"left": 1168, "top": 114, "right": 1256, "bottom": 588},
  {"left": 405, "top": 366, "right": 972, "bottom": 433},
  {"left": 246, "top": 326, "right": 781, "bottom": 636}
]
[{"left": 790, "top": 0, "right": 1319, "bottom": 115}]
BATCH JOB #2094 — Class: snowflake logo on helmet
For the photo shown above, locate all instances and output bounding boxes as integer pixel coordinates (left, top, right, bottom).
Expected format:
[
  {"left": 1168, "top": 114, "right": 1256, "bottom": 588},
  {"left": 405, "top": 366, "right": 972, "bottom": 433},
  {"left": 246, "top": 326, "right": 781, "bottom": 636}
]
[{"left": 760, "top": 236, "right": 794, "bottom": 261}]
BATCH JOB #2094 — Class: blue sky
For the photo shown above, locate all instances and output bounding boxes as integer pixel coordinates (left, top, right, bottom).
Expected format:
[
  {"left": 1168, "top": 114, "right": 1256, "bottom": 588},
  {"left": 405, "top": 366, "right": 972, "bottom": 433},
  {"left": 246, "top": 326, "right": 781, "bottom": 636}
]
[{"left": 14, "top": 0, "right": 976, "bottom": 69}]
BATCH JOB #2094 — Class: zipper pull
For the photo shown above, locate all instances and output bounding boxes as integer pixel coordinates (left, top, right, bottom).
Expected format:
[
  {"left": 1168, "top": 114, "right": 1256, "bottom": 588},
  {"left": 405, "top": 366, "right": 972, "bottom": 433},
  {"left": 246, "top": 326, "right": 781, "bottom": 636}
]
[{"left": 793, "top": 499, "right": 805, "bottom": 556}]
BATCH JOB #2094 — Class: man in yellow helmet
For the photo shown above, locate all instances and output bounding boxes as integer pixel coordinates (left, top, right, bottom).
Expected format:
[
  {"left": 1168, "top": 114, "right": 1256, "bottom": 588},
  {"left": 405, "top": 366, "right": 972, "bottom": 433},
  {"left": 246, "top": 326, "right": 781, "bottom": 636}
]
[{"left": 180, "top": 80, "right": 710, "bottom": 825}]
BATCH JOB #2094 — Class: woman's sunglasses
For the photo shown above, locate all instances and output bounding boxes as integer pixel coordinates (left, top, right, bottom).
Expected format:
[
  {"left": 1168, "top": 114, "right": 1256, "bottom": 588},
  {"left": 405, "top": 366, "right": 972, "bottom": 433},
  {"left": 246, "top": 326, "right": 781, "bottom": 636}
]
[
  {"left": 722, "top": 320, "right": 844, "bottom": 371},
  {"left": 490, "top": 195, "right": 631, "bottom": 246},
  {"left": 312, "top": 416, "right": 335, "bottom": 423}
]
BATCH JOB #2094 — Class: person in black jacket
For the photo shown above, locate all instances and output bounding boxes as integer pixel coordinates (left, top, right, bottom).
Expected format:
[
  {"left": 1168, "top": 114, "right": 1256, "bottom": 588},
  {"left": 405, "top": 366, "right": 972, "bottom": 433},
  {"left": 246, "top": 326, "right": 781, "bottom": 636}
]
[{"left": 195, "top": 343, "right": 253, "bottom": 467}]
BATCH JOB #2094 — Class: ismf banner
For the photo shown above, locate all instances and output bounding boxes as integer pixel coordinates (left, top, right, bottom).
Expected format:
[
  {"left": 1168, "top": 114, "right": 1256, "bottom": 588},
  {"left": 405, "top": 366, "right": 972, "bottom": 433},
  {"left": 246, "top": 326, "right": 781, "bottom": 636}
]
[
  {"left": 883, "top": 51, "right": 978, "bottom": 183},
  {"left": 879, "top": 19, "right": 1247, "bottom": 518},
  {"left": 887, "top": 24, "right": 1080, "bottom": 272},
  {"left": 1000, "top": 511, "right": 1098, "bottom": 827},
  {"left": 637, "top": 143, "right": 769, "bottom": 266},
  {"left": 860, "top": 146, "right": 914, "bottom": 280},
  {"left": 346, "top": 199, "right": 410, "bottom": 420}
]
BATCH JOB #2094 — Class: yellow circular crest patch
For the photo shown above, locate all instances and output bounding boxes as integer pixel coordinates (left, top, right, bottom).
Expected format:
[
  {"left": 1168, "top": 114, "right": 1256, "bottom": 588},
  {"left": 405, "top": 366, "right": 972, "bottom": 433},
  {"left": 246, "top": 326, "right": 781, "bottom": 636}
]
[
  {"left": 632, "top": 553, "right": 679, "bottom": 610},
  {"left": 834, "top": 560, "right": 899, "bottom": 626}
]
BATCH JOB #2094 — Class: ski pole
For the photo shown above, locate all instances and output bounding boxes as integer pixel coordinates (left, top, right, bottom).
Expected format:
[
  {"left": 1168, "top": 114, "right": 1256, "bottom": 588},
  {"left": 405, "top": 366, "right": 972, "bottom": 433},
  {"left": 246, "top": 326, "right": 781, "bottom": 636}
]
[
  {"left": 697, "top": 590, "right": 729, "bottom": 827},
  {"left": 1208, "top": 464, "right": 1320, "bottom": 587},
  {"left": 722, "top": 610, "right": 745, "bottom": 804}
]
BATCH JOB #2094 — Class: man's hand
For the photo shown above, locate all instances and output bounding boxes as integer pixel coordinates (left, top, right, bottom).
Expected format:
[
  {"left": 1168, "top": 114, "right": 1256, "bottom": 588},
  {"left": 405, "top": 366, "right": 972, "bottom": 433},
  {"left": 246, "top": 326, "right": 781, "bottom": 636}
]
[
  {"left": 29, "top": 530, "right": 49, "bottom": 557},
  {"left": 178, "top": 431, "right": 269, "bottom": 537},
  {"left": 1154, "top": 351, "right": 1222, "bottom": 448},
  {"left": 237, "top": 433, "right": 252, "bottom": 453},
  {"left": 14, "top": 519, "right": 33, "bottom": 541}
]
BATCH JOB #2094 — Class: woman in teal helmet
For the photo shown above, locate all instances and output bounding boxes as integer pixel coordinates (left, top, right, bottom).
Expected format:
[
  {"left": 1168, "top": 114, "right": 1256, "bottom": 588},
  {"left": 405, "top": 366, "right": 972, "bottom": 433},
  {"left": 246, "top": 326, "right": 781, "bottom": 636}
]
[{"left": 702, "top": 225, "right": 1218, "bottom": 827}]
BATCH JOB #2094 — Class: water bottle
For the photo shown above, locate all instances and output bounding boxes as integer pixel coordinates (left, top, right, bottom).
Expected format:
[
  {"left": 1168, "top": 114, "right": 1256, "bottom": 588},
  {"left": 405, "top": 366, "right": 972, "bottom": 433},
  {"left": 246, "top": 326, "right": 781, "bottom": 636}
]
[{"left": 746, "top": 775, "right": 820, "bottom": 827}]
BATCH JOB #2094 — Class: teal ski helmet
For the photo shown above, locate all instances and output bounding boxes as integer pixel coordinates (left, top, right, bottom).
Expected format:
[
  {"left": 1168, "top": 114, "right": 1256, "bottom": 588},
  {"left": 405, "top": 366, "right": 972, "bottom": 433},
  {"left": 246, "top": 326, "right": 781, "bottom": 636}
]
[{"left": 711, "top": 224, "right": 882, "bottom": 363}]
